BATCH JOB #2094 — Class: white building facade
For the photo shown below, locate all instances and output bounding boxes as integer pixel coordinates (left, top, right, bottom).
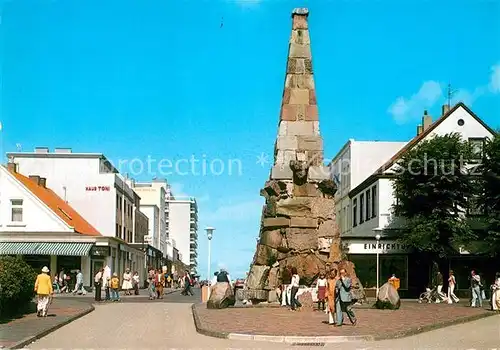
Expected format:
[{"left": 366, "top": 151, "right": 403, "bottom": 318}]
[
  {"left": 6, "top": 148, "right": 149, "bottom": 281},
  {"left": 165, "top": 189, "right": 198, "bottom": 273},
  {"left": 0, "top": 163, "right": 144, "bottom": 287},
  {"left": 130, "top": 180, "right": 167, "bottom": 257},
  {"left": 331, "top": 103, "right": 496, "bottom": 295}
]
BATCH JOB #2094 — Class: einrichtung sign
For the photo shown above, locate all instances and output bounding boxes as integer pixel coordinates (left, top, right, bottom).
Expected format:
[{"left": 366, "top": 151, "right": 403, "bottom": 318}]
[
  {"left": 344, "top": 240, "right": 410, "bottom": 254},
  {"left": 86, "top": 186, "right": 111, "bottom": 192}
]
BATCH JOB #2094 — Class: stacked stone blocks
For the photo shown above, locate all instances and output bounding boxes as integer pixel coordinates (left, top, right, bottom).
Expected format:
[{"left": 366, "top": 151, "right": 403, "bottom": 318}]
[{"left": 241, "top": 8, "right": 365, "bottom": 304}]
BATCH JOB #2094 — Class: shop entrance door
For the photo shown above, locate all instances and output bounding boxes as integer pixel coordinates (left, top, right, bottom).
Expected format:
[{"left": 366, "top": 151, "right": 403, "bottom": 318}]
[{"left": 91, "top": 260, "right": 104, "bottom": 286}]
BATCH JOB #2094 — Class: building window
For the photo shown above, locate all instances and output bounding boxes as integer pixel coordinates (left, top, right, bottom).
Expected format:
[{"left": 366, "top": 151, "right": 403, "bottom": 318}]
[
  {"left": 359, "top": 193, "right": 364, "bottom": 224},
  {"left": 116, "top": 224, "right": 120, "bottom": 237},
  {"left": 371, "top": 185, "right": 377, "bottom": 218},
  {"left": 11, "top": 199, "right": 23, "bottom": 222},
  {"left": 366, "top": 189, "right": 371, "bottom": 220},
  {"left": 352, "top": 198, "right": 358, "bottom": 227},
  {"left": 123, "top": 226, "right": 126, "bottom": 240},
  {"left": 469, "top": 138, "right": 485, "bottom": 159}
]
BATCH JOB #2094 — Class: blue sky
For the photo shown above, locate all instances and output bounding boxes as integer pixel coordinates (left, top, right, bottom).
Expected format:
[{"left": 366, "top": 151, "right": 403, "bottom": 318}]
[{"left": 1, "top": 0, "right": 499, "bottom": 278}]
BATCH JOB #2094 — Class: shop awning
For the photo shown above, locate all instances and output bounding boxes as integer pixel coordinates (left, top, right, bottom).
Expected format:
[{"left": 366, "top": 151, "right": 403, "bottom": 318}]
[{"left": 0, "top": 242, "right": 94, "bottom": 256}]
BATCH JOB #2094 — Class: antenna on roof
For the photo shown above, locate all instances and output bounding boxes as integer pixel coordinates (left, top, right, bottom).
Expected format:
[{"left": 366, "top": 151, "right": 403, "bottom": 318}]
[
  {"left": 447, "top": 83, "right": 457, "bottom": 109},
  {"left": 16, "top": 143, "right": 22, "bottom": 152}
]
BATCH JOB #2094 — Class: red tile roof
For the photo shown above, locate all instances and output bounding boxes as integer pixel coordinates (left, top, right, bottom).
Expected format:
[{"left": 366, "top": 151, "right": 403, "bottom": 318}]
[
  {"left": 7, "top": 167, "right": 101, "bottom": 236},
  {"left": 349, "top": 102, "right": 496, "bottom": 197}
]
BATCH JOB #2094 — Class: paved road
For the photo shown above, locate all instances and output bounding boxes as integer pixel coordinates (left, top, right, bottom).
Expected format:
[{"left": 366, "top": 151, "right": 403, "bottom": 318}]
[{"left": 26, "top": 289, "right": 500, "bottom": 350}]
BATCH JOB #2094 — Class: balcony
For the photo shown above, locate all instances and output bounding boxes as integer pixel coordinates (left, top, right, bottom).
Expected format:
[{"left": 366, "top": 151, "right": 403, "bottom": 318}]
[{"left": 190, "top": 249, "right": 198, "bottom": 256}]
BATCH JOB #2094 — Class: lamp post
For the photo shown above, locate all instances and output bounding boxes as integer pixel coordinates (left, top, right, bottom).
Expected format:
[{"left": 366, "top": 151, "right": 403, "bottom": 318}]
[
  {"left": 205, "top": 227, "right": 215, "bottom": 299},
  {"left": 373, "top": 228, "right": 382, "bottom": 299}
]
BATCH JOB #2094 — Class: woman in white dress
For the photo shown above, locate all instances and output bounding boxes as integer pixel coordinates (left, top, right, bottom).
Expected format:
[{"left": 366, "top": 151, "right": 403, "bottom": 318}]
[
  {"left": 491, "top": 272, "right": 500, "bottom": 311},
  {"left": 122, "top": 268, "right": 133, "bottom": 295},
  {"left": 447, "top": 270, "right": 459, "bottom": 304}
]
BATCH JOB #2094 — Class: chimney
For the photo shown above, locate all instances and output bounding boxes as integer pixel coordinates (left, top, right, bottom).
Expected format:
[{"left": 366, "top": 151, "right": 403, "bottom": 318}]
[
  {"left": 29, "top": 175, "right": 41, "bottom": 185},
  {"left": 422, "top": 110, "right": 432, "bottom": 131},
  {"left": 35, "top": 147, "right": 49, "bottom": 154},
  {"left": 7, "top": 162, "right": 17, "bottom": 173},
  {"left": 417, "top": 124, "right": 423, "bottom": 136},
  {"left": 442, "top": 104, "right": 450, "bottom": 116},
  {"left": 54, "top": 148, "right": 72, "bottom": 154},
  {"left": 39, "top": 177, "right": 47, "bottom": 188}
]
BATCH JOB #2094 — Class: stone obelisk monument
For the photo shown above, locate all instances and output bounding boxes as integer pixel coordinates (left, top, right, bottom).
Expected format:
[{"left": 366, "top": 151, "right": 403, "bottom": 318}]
[{"left": 242, "top": 8, "right": 364, "bottom": 303}]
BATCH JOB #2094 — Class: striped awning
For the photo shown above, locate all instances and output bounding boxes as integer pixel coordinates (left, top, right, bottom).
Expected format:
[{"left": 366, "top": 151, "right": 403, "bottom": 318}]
[{"left": 0, "top": 242, "right": 94, "bottom": 256}]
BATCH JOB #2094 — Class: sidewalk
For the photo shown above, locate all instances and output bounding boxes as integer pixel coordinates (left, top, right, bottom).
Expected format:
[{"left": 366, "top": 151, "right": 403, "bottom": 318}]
[
  {"left": 0, "top": 289, "right": 180, "bottom": 349},
  {"left": 0, "top": 298, "right": 93, "bottom": 349}
]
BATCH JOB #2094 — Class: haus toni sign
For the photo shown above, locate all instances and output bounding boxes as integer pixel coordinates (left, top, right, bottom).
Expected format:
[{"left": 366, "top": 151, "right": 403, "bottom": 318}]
[
  {"left": 343, "top": 240, "right": 410, "bottom": 254},
  {"left": 86, "top": 186, "right": 111, "bottom": 192}
]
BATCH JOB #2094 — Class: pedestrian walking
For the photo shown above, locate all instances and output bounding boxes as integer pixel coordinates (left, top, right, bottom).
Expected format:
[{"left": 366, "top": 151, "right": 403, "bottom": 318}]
[
  {"left": 156, "top": 269, "right": 165, "bottom": 299},
  {"left": 434, "top": 271, "right": 448, "bottom": 303},
  {"left": 72, "top": 269, "right": 86, "bottom": 295},
  {"left": 34, "top": 266, "right": 53, "bottom": 317},
  {"left": 94, "top": 268, "right": 103, "bottom": 302},
  {"left": 181, "top": 271, "right": 194, "bottom": 296},
  {"left": 316, "top": 272, "right": 327, "bottom": 311},
  {"left": 325, "top": 269, "right": 337, "bottom": 325},
  {"left": 110, "top": 273, "right": 121, "bottom": 301},
  {"left": 470, "top": 270, "right": 483, "bottom": 308},
  {"left": 103, "top": 265, "right": 111, "bottom": 301},
  {"left": 447, "top": 270, "right": 459, "bottom": 304},
  {"left": 147, "top": 267, "right": 156, "bottom": 300},
  {"left": 132, "top": 271, "right": 140, "bottom": 295},
  {"left": 122, "top": 268, "right": 133, "bottom": 296},
  {"left": 491, "top": 272, "right": 500, "bottom": 311},
  {"left": 289, "top": 267, "right": 302, "bottom": 311},
  {"left": 335, "top": 268, "right": 357, "bottom": 326}
]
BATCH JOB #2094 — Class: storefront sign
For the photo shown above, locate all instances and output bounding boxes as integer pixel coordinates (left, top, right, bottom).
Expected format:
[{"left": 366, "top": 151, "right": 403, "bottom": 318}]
[
  {"left": 86, "top": 186, "right": 111, "bottom": 192},
  {"left": 91, "top": 246, "right": 110, "bottom": 257},
  {"left": 344, "top": 240, "right": 410, "bottom": 254}
]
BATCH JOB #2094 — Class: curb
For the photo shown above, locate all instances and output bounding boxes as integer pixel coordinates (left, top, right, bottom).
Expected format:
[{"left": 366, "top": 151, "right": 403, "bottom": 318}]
[
  {"left": 372, "top": 310, "right": 498, "bottom": 341},
  {"left": 191, "top": 304, "right": 498, "bottom": 344},
  {"left": 10, "top": 303, "right": 95, "bottom": 350},
  {"left": 191, "top": 304, "right": 372, "bottom": 343}
]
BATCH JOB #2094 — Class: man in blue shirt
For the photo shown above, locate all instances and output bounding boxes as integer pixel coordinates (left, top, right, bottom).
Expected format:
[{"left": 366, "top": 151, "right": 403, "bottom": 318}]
[{"left": 335, "top": 268, "right": 357, "bottom": 326}]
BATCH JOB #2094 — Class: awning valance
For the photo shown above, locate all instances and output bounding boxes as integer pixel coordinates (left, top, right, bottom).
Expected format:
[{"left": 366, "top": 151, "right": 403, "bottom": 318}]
[{"left": 0, "top": 242, "right": 94, "bottom": 256}]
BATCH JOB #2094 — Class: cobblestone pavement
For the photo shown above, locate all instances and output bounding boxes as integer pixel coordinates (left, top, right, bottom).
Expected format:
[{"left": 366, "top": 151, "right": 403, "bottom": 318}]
[
  {"left": 0, "top": 298, "right": 92, "bottom": 349},
  {"left": 23, "top": 295, "right": 500, "bottom": 350},
  {"left": 194, "top": 301, "right": 493, "bottom": 337}
]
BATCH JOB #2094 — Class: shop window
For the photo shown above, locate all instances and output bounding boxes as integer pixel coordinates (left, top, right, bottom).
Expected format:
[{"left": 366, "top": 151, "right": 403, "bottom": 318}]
[
  {"left": 348, "top": 254, "right": 408, "bottom": 290},
  {"left": 11, "top": 199, "right": 23, "bottom": 222}
]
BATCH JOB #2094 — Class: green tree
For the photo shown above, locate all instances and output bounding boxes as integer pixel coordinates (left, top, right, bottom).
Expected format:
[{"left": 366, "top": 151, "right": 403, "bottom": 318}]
[
  {"left": 392, "top": 133, "right": 476, "bottom": 260},
  {"left": 0, "top": 256, "right": 37, "bottom": 317},
  {"left": 478, "top": 133, "right": 500, "bottom": 254}
]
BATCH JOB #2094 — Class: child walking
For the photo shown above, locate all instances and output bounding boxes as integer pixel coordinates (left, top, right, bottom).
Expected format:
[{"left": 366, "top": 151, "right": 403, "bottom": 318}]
[
  {"left": 110, "top": 273, "right": 120, "bottom": 302},
  {"left": 316, "top": 272, "right": 327, "bottom": 311}
]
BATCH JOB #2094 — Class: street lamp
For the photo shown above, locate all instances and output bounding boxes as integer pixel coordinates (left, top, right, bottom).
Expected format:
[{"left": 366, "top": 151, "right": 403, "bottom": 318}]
[
  {"left": 373, "top": 228, "right": 382, "bottom": 299},
  {"left": 205, "top": 227, "right": 215, "bottom": 299}
]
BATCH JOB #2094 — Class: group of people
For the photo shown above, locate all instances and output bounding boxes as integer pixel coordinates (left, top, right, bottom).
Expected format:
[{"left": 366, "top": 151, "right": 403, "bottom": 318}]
[
  {"left": 282, "top": 267, "right": 357, "bottom": 327},
  {"left": 94, "top": 266, "right": 141, "bottom": 301},
  {"left": 419, "top": 269, "right": 500, "bottom": 310}
]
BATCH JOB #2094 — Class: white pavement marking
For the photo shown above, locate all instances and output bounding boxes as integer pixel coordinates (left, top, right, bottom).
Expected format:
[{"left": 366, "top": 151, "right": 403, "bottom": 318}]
[{"left": 25, "top": 302, "right": 500, "bottom": 350}]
